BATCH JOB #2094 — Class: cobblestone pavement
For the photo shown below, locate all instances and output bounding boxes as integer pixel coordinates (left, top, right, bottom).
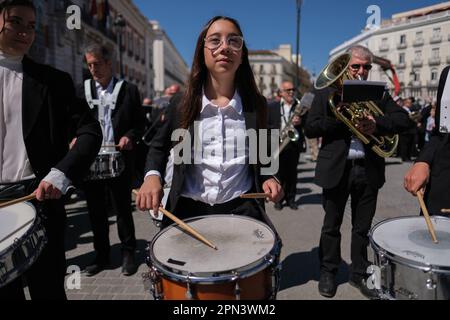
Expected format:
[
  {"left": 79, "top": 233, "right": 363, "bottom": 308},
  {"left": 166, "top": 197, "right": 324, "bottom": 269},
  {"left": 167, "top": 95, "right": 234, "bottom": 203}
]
[{"left": 62, "top": 155, "right": 418, "bottom": 300}]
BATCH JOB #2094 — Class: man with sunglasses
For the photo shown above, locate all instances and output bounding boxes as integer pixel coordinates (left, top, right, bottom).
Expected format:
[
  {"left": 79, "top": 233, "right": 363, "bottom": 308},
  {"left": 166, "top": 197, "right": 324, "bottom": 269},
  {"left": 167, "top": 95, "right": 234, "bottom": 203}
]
[
  {"left": 305, "top": 45, "right": 412, "bottom": 299},
  {"left": 267, "top": 81, "right": 305, "bottom": 210}
]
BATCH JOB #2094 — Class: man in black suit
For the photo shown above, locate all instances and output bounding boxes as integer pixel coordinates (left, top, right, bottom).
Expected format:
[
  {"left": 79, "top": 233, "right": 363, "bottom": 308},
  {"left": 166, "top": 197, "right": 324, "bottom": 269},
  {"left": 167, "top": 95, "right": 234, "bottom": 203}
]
[
  {"left": 0, "top": 0, "right": 102, "bottom": 299},
  {"left": 404, "top": 66, "right": 450, "bottom": 217},
  {"left": 80, "top": 44, "right": 144, "bottom": 276},
  {"left": 305, "top": 45, "right": 412, "bottom": 299},
  {"left": 267, "top": 81, "right": 305, "bottom": 210}
]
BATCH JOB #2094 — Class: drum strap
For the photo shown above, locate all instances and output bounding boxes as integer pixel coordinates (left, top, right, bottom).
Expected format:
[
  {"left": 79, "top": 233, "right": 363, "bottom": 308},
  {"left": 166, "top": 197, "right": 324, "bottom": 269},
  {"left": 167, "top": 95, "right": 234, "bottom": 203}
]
[{"left": 84, "top": 79, "right": 124, "bottom": 110}]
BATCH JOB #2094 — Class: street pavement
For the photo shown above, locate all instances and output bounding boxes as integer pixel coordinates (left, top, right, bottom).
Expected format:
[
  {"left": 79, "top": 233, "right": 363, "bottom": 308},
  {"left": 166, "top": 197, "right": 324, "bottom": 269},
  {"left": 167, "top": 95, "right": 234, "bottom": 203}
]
[{"left": 62, "top": 155, "right": 418, "bottom": 300}]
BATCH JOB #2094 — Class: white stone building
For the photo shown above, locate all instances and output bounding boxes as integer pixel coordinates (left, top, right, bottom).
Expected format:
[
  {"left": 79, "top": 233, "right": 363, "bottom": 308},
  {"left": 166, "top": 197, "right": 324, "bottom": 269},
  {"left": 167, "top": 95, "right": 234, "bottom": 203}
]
[
  {"left": 151, "top": 20, "right": 190, "bottom": 97},
  {"left": 329, "top": 2, "right": 450, "bottom": 102}
]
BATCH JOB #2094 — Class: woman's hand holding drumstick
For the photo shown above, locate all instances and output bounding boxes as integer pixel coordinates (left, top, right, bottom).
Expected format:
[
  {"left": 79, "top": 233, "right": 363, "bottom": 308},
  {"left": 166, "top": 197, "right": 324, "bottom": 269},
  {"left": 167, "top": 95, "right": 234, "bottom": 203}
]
[{"left": 133, "top": 183, "right": 217, "bottom": 250}]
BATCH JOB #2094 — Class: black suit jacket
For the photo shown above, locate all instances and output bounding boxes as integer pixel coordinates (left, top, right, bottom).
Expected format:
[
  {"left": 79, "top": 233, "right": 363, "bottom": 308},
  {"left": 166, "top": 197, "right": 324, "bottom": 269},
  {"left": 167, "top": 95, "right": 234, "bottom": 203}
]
[
  {"left": 22, "top": 56, "right": 102, "bottom": 185},
  {"left": 145, "top": 93, "right": 272, "bottom": 212},
  {"left": 416, "top": 66, "right": 450, "bottom": 214},
  {"left": 305, "top": 87, "right": 413, "bottom": 190}
]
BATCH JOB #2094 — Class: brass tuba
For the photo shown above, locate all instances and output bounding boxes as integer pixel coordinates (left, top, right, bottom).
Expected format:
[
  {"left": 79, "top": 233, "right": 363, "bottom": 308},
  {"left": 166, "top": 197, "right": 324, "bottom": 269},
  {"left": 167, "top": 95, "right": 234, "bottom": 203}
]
[{"left": 314, "top": 53, "right": 399, "bottom": 158}]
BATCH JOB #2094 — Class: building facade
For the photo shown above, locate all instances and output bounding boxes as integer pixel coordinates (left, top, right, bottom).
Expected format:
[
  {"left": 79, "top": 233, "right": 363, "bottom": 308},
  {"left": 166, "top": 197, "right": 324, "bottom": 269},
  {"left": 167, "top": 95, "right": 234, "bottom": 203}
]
[
  {"left": 330, "top": 2, "right": 450, "bottom": 102},
  {"left": 249, "top": 44, "right": 310, "bottom": 98},
  {"left": 151, "top": 20, "right": 190, "bottom": 98}
]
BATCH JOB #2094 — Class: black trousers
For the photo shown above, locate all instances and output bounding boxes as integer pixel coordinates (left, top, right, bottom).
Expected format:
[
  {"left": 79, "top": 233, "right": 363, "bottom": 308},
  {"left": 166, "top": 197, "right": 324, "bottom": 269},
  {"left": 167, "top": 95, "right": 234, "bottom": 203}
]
[
  {"left": 0, "top": 201, "right": 67, "bottom": 300},
  {"left": 278, "top": 142, "right": 301, "bottom": 203},
  {"left": 319, "top": 160, "right": 379, "bottom": 277},
  {"left": 83, "top": 170, "right": 136, "bottom": 259},
  {"left": 398, "top": 133, "right": 416, "bottom": 161}
]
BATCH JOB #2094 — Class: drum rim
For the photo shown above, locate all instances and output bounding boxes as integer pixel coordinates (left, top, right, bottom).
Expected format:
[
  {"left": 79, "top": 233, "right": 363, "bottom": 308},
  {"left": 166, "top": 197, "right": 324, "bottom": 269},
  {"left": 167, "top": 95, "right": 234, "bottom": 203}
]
[
  {"left": 149, "top": 214, "right": 280, "bottom": 284},
  {"left": 0, "top": 202, "right": 47, "bottom": 287},
  {"left": 369, "top": 215, "right": 450, "bottom": 273}
]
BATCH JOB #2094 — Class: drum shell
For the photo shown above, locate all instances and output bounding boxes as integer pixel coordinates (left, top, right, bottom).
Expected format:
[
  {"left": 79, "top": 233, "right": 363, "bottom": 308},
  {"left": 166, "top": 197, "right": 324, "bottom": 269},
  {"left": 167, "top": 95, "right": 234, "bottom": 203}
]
[
  {"left": 0, "top": 204, "right": 47, "bottom": 288},
  {"left": 370, "top": 216, "right": 450, "bottom": 300}
]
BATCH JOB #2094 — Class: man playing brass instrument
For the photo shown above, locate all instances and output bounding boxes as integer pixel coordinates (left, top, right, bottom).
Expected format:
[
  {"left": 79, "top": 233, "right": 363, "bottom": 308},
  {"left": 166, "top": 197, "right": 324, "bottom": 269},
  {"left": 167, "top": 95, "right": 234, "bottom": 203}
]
[
  {"left": 305, "top": 45, "right": 413, "bottom": 299},
  {"left": 267, "top": 81, "right": 306, "bottom": 210}
]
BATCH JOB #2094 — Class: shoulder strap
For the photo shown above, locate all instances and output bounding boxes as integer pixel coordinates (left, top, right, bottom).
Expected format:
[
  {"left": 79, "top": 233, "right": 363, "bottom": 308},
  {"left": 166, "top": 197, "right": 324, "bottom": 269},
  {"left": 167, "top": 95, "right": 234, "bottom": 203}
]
[
  {"left": 109, "top": 80, "right": 125, "bottom": 110},
  {"left": 84, "top": 79, "right": 100, "bottom": 109}
]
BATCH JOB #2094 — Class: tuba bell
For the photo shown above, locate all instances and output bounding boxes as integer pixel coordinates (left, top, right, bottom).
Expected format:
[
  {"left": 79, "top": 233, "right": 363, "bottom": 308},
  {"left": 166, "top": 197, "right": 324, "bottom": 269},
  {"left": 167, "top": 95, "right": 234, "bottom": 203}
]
[{"left": 314, "top": 53, "right": 399, "bottom": 158}]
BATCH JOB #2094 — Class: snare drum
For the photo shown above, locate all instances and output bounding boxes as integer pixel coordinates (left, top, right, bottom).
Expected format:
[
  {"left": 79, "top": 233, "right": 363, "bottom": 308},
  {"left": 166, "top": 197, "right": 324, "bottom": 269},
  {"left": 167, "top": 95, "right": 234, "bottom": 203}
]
[
  {"left": 370, "top": 216, "right": 450, "bottom": 300},
  {"left": 85, "top": 150, "right": 125, "bottom": 181},
  {"left": 0, "top": 202, "right": 47, "bottom": 287},
  {"left": 145, "top": 215, "right": 281, "bottom": 300}
]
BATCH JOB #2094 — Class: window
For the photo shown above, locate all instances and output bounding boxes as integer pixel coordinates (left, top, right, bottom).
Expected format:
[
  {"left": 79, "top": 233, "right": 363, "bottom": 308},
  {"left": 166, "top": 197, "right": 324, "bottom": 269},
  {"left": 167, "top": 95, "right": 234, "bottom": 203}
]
[
  {"left": 399, "top": 53, "right": 405, "bottom": 64},
  {"left": 432, "top": 27, "right": 441, "bottom": 37},
  {"left": 400, "top": 34, "right": 406, "bottom": 44},
  {"left": 382, "top": 38, "right": 387, "bottom": 44},
  {"left": 398, "top": 70, "right": 404, "bottom": 82},
  {"left": 259, "top": 65, "right": 265, "bottom": 74},
  {"left": 432, "top": 48, "right": 440, "bottom": 58},
  {"left": 416, "top": 31, "right": 423, "bottom": 40},
  {"left": 431, "top": 69, "right": 438, "bottom": 81},
  {"left": 414, "top": 50, "right": 422, "bottom": 60}
]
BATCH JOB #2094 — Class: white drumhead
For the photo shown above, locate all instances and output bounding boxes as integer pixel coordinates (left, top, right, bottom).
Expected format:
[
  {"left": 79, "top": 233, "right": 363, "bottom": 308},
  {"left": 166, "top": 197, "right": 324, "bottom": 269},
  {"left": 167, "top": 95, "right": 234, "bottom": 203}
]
[
  {"left": 152, "top": 215, "right": 275, "bottom": 274},
  {"left": 0, "top": 202, "right": 36, "bottom": 251},
  {"left": 371, "top": 216, "right": 450, "bottom": 266}
]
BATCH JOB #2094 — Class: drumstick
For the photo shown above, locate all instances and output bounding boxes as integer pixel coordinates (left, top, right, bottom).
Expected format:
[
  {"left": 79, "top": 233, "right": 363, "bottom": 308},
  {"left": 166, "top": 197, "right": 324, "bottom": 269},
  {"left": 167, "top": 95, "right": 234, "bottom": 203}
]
[
  {"left": 417, "top": 191, "right": 439, "bottom": 244},
  {"left": 441, "top": 209, "right": 450, "bottom": 213},
  {"left": 240, "top": 193, "right": 271, "bottom": 199},
  {"left": 132, "top": 190, "right": 217, "bottom": 250},
  {"left": 0, "top": 193, "right": 36, "bottom": 209}
]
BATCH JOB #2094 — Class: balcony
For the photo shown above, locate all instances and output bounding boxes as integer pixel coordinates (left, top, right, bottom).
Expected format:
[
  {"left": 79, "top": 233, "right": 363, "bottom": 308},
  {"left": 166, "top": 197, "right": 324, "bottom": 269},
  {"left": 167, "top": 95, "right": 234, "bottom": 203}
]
[
  {"left": 413, "top": 39, "right": 424, "bottom": 47},
  {"left": 430, "top": 36, "right": 442, "bottom": 44},
  {"left": 427, "top": 80, "right": 439, "bottom": 87},
  {"left": 379, "top": 44, "right": 389, "bottom": 52},
  {"left": 411, "top": 81, "right": 422, "bottom": 88},
  {"left": 428, "top": 57, "right": 441, "bottom": 66},
  {"left": 412, "top": 60, "right": 423, "bottom": 67},
  {"left": 396, "top": 62, "right": 406, "bottom": 69},
  {"left": 397, "top": 42, "right": 407, "bottom": 49}
]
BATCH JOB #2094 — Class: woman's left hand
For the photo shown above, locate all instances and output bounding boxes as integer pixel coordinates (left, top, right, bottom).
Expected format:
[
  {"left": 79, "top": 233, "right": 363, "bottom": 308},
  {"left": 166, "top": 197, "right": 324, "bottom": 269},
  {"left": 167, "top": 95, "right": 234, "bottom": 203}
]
[{"left": 262, "top": 178, "right": 284, "bottom": 203}]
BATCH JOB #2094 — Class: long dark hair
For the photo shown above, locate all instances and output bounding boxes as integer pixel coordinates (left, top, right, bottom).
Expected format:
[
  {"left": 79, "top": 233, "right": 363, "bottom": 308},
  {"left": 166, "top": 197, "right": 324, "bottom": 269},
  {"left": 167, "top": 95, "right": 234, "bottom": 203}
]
[{"left": 179, "top": 16, "right": 267, "bottom": 129}]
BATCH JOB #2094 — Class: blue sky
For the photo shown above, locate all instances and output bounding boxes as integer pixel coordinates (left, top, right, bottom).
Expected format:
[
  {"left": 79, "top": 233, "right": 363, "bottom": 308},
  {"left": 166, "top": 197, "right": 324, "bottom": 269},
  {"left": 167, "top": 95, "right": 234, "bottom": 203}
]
[{"left": 134, "top": 0, "right": 446, "bottom": 76}]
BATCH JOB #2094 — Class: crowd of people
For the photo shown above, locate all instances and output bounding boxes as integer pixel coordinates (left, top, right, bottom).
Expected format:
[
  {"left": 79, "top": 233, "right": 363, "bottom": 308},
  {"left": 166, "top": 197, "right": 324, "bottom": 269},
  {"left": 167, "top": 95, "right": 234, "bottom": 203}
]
[{"left": 0, "top": 0, "right": 448, "bottom": 301}]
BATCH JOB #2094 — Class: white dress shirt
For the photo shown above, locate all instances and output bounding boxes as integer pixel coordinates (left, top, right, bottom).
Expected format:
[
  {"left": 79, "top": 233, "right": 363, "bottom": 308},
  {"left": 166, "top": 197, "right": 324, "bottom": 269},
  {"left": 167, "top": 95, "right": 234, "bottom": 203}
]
[
  {"left": 0, "top": 51, "right": 71, "bottom": 193},
  {"left": 95, "top": 78, "right": 116, "bottom": 147},
  {"left": 280, "top": 99, "right": 292, "bottom": 132},
  {"left": 146, "top": 91, "right": 253, "bottom": 205}
]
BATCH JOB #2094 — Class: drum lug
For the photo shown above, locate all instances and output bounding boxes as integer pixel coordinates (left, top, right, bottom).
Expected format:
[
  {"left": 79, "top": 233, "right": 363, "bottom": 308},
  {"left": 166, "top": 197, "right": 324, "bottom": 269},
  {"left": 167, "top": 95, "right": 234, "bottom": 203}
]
[
  {"left": 426, "top": 273, "right": 437, "bottom": 291},
  {"left": 185, "top": 274, "right": 194, "bottom": 300},
  {"left": 232, "top": 271, "right": 241, "bottom": 300},
  {"left": 143, "top": 266, "right": 163, "bottom": 300}
]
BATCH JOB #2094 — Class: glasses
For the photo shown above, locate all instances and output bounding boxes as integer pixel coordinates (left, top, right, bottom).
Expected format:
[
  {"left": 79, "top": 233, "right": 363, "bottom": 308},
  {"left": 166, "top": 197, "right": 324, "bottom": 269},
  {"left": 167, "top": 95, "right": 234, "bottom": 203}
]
[
  {"left": 281, "top": 88, "right": 295, "bottom": 93},
  {"left": 350, "top": 64, "right": 372, "bottom": 71},
  {"left": 204, "top": 35, "right": 244, "bottom": 52}
]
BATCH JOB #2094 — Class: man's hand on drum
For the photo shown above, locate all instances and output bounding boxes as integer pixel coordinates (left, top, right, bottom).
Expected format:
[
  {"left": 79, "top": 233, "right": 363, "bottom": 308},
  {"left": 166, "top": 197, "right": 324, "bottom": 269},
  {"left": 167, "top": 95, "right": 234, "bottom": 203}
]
[
  {"left": 34, "top": 181, "right": 62, "bottom": 201},
  {"left": 262, "top": 178, "right": 284, "bottom": 203},
  {"left": 404, "top": 162, "right": 430, "bottom": 196},
  {"left": 136, "top": 175, "right": 163, "bottom": 215},
  {"left": 117, "top": 136, "right": 133, "bottom": 151}
]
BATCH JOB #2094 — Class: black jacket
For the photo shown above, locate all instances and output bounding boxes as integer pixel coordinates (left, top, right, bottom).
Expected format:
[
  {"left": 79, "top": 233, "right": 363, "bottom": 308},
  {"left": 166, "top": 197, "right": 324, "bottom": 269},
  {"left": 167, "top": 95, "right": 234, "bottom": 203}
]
[
  {"left": 144, "top": 93, "right": 272, "bottom": 212},
  {"left": 22, "top": 56, "right": 102, "bottom": 185},
  {"left": 416, "top": 66, "right": 450, "bottom": 215},
  {"left": 305, "top": 87, "right": 413, "bottom": 189}
]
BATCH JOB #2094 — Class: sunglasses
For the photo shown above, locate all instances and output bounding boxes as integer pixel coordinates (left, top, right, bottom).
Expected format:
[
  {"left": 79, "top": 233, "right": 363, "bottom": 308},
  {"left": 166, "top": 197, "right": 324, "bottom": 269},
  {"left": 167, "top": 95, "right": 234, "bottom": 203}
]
[{"left": 350, "top": 64, "right": 372, "bottom": 71}]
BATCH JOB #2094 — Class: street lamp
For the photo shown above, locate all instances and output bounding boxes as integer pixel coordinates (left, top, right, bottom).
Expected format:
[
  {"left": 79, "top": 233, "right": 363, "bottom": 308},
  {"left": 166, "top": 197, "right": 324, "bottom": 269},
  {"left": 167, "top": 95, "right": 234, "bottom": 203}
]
[
  {"left": 295, "top": 0, "right": 303, "bottom": 96},
  {"left": 114, "top": 14, "right": 126, "bottom": 79}
]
